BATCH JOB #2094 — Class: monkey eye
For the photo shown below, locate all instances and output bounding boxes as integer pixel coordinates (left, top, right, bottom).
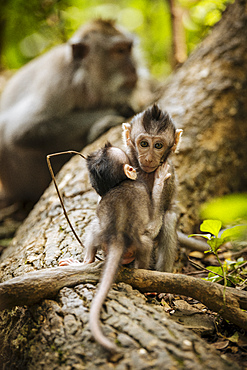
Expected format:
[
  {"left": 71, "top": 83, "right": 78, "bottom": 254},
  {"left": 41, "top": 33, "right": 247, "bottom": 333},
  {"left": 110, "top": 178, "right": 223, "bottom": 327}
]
[
  {"left": 140, "top": 141, "right": 149, "bottom": 148},
  {"left": 154, "top": 143, "right": 163, "bottom": 149},
  {"left": 111, "top": 42, "right": 132, "bottom": 57}
]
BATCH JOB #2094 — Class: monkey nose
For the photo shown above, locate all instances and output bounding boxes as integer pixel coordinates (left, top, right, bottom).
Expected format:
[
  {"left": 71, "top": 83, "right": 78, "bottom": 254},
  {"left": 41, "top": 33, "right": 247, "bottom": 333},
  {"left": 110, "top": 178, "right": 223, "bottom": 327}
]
[
  {"left": 145, "top": 157, "right": 153, "bottom": 164},
  {"left": 124, "top": 75, "right": 138, "bottom": 89}
]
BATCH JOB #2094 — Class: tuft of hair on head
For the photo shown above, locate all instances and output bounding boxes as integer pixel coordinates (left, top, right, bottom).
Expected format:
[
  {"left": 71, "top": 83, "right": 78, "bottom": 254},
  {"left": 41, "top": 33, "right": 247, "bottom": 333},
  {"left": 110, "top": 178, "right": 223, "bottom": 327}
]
[
  {"left": 71, "top": 19, "right": 120, "bottom": 43},
  {"left": 84, "top": 18, "right": 119, "bottom": 37},
  {"left": 142, "top": 104, "right": 175, "bottom": 135},
  {"left": 93, "top": 18, "right": 116, "bottom": 29}
]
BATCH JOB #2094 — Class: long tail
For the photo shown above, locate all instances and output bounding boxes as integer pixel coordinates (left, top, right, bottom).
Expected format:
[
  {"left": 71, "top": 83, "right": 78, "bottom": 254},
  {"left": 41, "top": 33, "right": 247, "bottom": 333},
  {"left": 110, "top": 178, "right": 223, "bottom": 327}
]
[{"left": 89, "top": 245, "right": 123, "bottom": 353}]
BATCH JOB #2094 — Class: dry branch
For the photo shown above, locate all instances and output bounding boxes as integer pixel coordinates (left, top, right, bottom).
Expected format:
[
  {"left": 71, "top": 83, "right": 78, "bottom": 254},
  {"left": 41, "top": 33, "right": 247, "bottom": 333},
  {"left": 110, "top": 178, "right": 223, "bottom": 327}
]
[{"left": 0, "top": 262, "right": 246, "bottom": 330}]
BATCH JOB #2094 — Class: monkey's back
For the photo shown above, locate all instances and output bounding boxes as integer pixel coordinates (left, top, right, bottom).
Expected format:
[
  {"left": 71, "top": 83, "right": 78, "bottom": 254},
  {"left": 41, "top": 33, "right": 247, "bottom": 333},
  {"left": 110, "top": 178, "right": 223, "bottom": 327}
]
[{"left": 97, "top": 179, "right": 151, "bottom": 247}]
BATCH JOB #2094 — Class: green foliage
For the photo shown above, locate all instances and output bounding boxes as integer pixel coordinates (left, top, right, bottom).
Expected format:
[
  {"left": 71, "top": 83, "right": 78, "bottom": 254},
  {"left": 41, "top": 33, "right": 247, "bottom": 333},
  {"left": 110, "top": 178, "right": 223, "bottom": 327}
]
[
  {"left": 201, "top": 194, "right": 247, "bottom": 225},
  {"left": 189, "top": 219, "right": 247, "bottom": 288},
  {"left": 180, "top": 0, "right": 233, "bottom": 54},
  {"left": 1, "top": 0, "right": 73, "bottom": 69},
  {"left": 0, "top": 0, "right": 233, "bottom": 77},
  {"left": 190, "top": 219, "right": 246, "bottom": 254},
  {"left": 205, "top": 258, "right": 247, "bottom": 286}
]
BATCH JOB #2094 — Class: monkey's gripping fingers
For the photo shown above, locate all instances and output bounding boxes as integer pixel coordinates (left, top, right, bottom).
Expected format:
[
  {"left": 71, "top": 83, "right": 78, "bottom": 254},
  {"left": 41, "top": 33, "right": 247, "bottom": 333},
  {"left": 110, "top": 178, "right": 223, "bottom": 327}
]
[
  {"left": 155, "top": 162, "right": 171, "bottom": 185},
  {"left": 122, "top": 123, "right": 132, "bottom": 146},
  {"left": 59, "top": 258, "right": 81, "bottom": 266}
]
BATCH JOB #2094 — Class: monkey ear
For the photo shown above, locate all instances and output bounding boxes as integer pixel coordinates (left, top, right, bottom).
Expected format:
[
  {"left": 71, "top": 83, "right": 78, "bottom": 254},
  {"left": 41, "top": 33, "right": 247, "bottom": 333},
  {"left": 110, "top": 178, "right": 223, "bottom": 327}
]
[
  {"left": 71, "top": 42, "right": 90, "bottom": 59},
  {"left": 122, "top": 123, "right": 132, "bottom": 147},
  {"left": 172, "top": 129, "right": 183, "bottom": 153},
  {"left": 124, "top": 164, "right": 137, "bottom": 180}
]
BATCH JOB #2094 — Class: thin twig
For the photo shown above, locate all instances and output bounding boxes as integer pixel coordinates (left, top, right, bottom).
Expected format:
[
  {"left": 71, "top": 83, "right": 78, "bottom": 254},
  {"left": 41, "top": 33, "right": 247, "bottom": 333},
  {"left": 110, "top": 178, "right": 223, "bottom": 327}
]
[
  {"left": 46, "top": 151, "right": 86, "bottom": 248},
  {"left": 188, "top": 257, "right": 236, "bottom": 286},
  {"left": 46, "top": 151, "right": 103, "bottom": 262}
]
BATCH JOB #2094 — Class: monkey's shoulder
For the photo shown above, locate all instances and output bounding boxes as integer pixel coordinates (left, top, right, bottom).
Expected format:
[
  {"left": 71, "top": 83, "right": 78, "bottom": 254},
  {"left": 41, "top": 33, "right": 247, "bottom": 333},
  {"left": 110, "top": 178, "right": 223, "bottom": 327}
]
[{"left": 99, "top": 179, "right": 149, "bottom": 205}]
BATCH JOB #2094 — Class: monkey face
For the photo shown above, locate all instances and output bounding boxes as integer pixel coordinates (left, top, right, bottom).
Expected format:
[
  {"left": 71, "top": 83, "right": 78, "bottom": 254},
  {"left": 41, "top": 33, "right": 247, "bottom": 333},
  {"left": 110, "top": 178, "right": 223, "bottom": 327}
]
[{"left": 135, "top": 134, "right": 171, "bottom": 173}]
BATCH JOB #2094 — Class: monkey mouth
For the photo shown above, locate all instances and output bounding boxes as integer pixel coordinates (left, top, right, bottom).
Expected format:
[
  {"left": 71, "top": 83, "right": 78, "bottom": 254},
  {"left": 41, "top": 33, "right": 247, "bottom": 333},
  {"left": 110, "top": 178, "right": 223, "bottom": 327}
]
[{"left": 140, "top": 165, "right": 158, "bottom": 173}]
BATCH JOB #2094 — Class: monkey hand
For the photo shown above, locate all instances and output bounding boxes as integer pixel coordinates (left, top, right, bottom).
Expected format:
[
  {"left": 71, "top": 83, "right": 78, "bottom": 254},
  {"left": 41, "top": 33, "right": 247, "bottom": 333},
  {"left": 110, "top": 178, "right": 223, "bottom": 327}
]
[
  {"left": 122, "top": 123, "right": 132, "bottom": 147},
  {"left": 59, "top": 258, "right": 81, "bottom": 266},
  {"left": 155, "top": 162, "right": 171, "bottom": 186}
]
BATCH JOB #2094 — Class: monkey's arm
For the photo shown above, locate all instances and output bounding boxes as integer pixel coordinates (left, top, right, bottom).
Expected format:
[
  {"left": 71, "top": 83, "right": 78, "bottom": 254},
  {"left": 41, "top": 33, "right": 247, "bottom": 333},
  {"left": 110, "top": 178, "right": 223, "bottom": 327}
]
[{"left": 146, "top": 162, "right": 171, "bottom": 239}]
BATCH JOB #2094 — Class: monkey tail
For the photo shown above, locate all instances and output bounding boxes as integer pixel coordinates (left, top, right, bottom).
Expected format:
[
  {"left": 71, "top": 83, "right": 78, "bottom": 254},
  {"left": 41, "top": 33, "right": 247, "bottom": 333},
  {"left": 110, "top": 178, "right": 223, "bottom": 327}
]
[{"left": 89, "top": 244, "right": 123, "bottom": 353}]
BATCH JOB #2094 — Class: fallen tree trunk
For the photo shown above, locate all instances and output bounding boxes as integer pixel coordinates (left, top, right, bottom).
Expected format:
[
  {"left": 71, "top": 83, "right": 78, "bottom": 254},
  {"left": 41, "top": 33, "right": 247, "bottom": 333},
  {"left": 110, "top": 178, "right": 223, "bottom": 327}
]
[
  {"left": 0, "top": 0, "right": 246, "bottom": 369},
  {"left": 0, "top": 262, "right": 247, "bottom": 330},
  {"left": 0, "top": 281, "right": 238, "bottom": 370}
]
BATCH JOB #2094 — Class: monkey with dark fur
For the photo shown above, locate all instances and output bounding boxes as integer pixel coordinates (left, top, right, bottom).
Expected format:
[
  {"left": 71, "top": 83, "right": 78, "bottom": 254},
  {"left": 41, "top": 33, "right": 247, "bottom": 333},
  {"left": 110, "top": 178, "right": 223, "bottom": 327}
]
[
  {"left": 0, "top": 19, "right": 141, "bottom": 204},
  {"left": 123, "top": 104, "right": 183, "bottom": 273},
  {"left": 60, "top": 142, "right": 171, "bottom": 353}
]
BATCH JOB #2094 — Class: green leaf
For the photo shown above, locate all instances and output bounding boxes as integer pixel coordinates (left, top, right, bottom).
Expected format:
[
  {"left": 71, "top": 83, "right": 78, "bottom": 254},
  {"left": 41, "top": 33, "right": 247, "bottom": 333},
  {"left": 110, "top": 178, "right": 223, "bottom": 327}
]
[
  {"left": 236, "top": 257, "right": 244, "bottom": 263},
  {"left": 200, "top": 219, "right": 222, "bottom": 237},
  {"left": 188, "top": 233, "right": 211, "bottom": 240},
  {"left": 221, "top": 225, "right": 247, "bottom": 241},
  {"left": 207, "top": 237, "right": 224, "bottom": 253},
  {"left": 203, "top": 275, "right": 222, "bottom": 283},
  {"left": 207, "top": 266, "right": 222, "bottom": 274},
  {"left": 228, "top": 332, "right": 239, "bottom": 343}
]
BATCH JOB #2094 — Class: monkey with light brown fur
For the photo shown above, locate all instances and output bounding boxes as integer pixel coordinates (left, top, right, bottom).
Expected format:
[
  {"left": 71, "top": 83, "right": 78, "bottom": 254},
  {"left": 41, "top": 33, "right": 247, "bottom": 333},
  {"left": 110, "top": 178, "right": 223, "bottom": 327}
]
[
  {"left": 0, "top": 19, "right": 140, "bottom": 203},
  {"left": 122, "top": 104, "right": 183, "bottom": 273},
  {"left": 60, "top": 142, "right": 171, "bottom": 353}
]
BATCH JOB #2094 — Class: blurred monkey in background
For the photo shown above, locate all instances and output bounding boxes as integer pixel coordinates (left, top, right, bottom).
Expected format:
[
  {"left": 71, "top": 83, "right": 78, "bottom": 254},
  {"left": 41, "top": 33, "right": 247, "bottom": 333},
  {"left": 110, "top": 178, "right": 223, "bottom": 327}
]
[{"left": 0, "top": 19, "right": 151, "bottom": 204}]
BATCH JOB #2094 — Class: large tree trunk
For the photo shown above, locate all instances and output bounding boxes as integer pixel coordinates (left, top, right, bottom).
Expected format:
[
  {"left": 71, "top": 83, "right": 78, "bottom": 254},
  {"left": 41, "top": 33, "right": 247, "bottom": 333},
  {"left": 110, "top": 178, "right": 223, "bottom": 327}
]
[
  {"left": 0, "top": 0, "right": 246, "bottom": 368},
  {"left": 163, "top": 0, "right": 247, "bottom": 233}
]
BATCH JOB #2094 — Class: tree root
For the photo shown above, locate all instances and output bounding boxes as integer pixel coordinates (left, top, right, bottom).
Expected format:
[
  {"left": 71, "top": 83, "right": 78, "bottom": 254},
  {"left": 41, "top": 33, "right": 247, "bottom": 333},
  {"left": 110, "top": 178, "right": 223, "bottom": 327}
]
[{"left": 0, "top": 261, "right": 246, "bottom": 330}]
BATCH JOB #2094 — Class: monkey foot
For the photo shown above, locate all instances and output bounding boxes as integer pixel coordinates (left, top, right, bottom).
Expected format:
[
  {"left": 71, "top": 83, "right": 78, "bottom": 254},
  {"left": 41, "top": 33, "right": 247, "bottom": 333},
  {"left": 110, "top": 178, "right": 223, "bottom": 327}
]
[
  {"left": 121, "top": 256, "right": 135, "bottom": 265},
  {"left": 121, "top": 249, "right": 136, "bottom": 265},
  {"left": 83, "top": 257, "right": 95, "bottom": 264},
  {"left": 59, "top": 258, "right": 81, "bottom": 266}
]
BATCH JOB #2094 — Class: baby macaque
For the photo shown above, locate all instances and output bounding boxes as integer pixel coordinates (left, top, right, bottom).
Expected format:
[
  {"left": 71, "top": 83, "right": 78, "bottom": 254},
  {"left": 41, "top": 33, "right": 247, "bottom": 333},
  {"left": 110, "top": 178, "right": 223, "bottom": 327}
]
[
  {"left": 60, "top": 142, "right": 171, "bottom": 353},
  {"left": 122, "top": 104, "right": 183, "bottom": 273}
]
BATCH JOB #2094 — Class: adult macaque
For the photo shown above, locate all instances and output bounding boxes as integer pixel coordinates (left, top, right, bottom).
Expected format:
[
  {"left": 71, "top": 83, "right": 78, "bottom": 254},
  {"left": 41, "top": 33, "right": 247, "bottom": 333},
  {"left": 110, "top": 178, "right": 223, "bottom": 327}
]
[
  {"left": 123, "top": 104, "right": 183, "bottom": 273},
  {"left": 0, "top": 19, "right": 140, "bottom": 203},
  {"left": 60, "top": 142, "right": 171, "bottom": 353}
]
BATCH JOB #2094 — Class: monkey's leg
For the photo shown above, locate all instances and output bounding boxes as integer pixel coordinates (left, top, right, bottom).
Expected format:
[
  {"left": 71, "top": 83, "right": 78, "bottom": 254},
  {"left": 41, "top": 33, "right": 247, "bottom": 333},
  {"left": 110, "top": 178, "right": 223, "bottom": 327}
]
[
  {"left": 83, "top": 245, "right": 98, "bottom": 264},
  {"left": 155, "top": 210, "right": 178, "bottom": 272},
  {"left": 83, "top": 218, "right": 101, "bottom": 264},
  {"left": 134, "top": 235, "right": 153, "bottom": 269}
]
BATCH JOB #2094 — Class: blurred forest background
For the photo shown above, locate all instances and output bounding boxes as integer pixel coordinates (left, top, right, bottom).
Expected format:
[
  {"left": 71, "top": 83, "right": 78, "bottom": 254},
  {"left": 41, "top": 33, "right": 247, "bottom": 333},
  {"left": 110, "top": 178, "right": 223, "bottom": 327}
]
[
  {"left": 1, "top": 0, "right": 246, "bottom": 228},
  {"left": 0, "top": 0, "right": 232, "bottom": 78}
]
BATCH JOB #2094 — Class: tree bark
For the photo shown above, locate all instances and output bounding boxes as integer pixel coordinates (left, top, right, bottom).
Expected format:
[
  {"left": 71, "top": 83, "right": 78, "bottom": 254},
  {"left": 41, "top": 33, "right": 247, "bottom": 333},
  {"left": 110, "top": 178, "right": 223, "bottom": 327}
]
[
  {"left": 167, "top": 0, "right": 187, "bottom": 67},
  {"left": 162, "top": 0, "right": 247, "bottom": 233},
  {"left": 1, "top": 262, "right": 247, "bottom": 329},
  {"left": 0, "top": 0, "right": 246, "bottom": 368}
]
